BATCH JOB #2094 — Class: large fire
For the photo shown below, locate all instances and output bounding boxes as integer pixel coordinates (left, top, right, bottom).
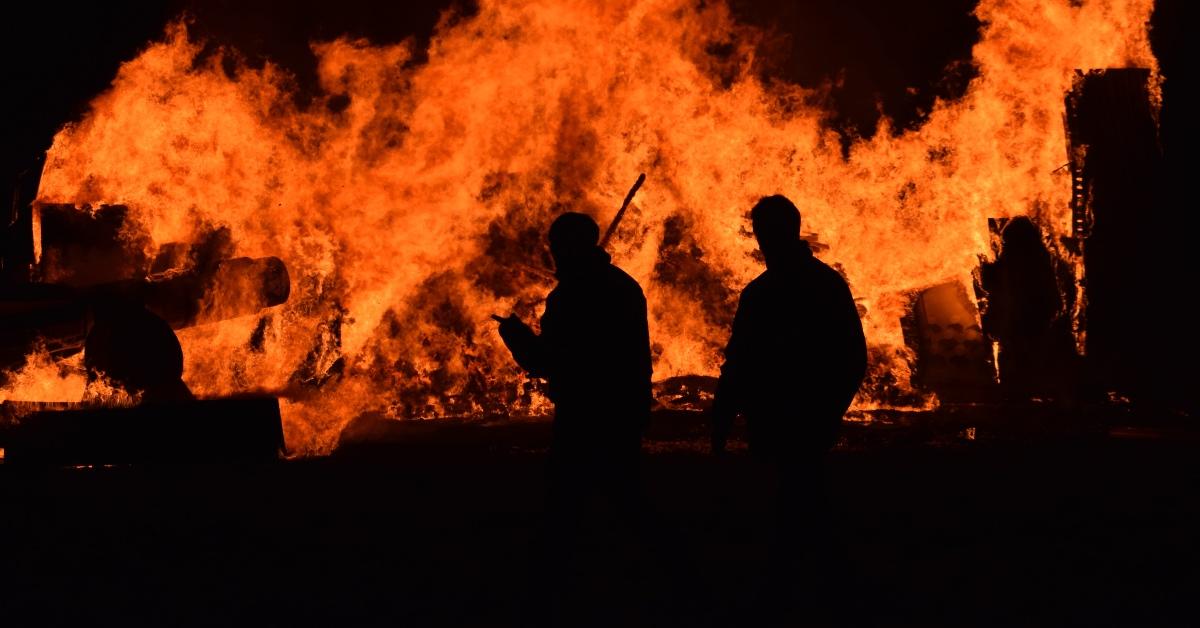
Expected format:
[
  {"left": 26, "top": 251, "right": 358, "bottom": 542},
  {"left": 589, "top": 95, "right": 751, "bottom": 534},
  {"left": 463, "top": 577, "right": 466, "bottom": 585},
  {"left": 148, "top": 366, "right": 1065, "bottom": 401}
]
[{"left": 3, "top": 0, "right": 1158, "bottom": 453}]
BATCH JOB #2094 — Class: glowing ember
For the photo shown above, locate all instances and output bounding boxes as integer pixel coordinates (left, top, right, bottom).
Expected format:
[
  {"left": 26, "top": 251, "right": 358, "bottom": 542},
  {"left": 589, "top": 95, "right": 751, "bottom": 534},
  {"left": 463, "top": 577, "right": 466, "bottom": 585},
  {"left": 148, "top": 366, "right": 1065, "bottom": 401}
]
[{"left": 19, "top": 0, "right": 1157, "bottom": 453}]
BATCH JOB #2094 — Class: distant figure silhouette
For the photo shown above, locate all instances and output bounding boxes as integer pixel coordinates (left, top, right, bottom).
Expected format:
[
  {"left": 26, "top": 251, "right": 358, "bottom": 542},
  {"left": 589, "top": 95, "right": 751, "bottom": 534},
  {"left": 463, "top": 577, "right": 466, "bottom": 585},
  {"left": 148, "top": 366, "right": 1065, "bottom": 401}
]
[
  {"left": 495, "top": 212, "right": 655, "bottom": 623},
  {"left": 84, "top": 298, "right": 193, "bottom": 404},
  {"left": 980, "top": 217, "right": 1063, "bottom": 401},
  {"left": 710, "top": 195, "right": 866, "bottom": 621}
]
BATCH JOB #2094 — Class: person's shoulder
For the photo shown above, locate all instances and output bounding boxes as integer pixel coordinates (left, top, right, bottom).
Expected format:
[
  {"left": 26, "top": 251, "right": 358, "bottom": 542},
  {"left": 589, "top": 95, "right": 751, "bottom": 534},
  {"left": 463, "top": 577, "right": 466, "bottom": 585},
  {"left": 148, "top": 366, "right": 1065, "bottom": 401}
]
[
  {"left": 605, "top": 263, "right": 646, "bottom": 298},
  {"left": 741, "top": 271, "right": 770, "bottom": 298},
  {"left": 545, "top": 282, "right": 567, "bottom": 306},
  {"left": 807, "top": 256, "right": 851, "bottom": 290},
  {"left": 746, "top": 270, "right": 770, "bottom": 286}
]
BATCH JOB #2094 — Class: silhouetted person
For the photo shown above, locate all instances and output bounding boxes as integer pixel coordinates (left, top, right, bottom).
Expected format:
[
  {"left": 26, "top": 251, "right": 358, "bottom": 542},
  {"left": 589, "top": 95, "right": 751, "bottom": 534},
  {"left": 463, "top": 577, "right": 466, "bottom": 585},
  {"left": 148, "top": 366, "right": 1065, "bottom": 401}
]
[
  {"left": 710, "top": 195, "right": 866, "bottom": 623},
  {"left": 980, "top": 217, "right": 1063, "bottom": 401},
  {"left": 84, "top": 298, "right": 193, "bottom": 404},
  {"left": 497, "top": 213, "right": 652, "bottom": 447},
  {"left": 495, "top": 212, "right": 655, "bottom": 624}
]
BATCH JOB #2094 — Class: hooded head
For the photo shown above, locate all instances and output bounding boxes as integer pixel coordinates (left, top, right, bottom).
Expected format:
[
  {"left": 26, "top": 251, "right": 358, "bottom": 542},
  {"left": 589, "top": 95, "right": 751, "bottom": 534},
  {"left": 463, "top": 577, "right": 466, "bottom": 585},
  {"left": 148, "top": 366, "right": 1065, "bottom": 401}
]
[{"left": 1000, "top": 216, "right": 1045, "bottom": 254}]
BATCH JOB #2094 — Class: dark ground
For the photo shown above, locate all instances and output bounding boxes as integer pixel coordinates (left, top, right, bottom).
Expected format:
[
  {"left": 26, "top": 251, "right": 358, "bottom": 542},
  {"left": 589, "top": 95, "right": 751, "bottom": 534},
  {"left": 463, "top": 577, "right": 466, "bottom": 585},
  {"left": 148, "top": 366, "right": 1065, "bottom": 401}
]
[{"left": 1, "top": 407, "right": 1196, "bottom": 627}]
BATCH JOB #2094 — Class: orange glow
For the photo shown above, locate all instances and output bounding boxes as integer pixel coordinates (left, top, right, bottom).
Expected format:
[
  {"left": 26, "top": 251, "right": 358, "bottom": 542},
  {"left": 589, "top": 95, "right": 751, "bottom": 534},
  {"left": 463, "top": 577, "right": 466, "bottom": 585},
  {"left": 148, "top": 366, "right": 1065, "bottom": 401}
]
[
  {"left": 0, "top": 347, "right": 87, "bottom": 404},
  {"left": 0, "top": 346, "right": 140, "bottom": 406},
  {"left": 17, "top": 0, "right": 1158, "bottom": 453}
]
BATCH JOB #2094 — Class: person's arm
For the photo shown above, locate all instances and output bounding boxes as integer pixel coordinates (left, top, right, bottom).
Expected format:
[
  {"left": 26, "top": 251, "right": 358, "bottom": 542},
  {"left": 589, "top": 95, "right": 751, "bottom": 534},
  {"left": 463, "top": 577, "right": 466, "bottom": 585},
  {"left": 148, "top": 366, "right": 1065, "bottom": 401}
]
[
  {"left": 818, "top": 275, "right": 867, "bottom": 412},
  {"left": 840, "top": 281, "right": 868, "bottom": 405},
  {"left": 625, "top": 288, "right": 654, "bottom": 409},
  {"left": 710, "top": 292, "right": 751, "bottom": 453},
  {"left": 497, "top": 315, "right": 549, "bottom": 377}
]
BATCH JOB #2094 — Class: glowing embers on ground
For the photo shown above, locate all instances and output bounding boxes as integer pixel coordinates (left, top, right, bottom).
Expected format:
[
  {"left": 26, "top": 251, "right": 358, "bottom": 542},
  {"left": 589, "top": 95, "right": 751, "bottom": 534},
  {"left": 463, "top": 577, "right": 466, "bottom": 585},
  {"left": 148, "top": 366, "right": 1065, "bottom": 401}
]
[{"left": 20, "top": 0, "right": 1158, "bottom": 453}]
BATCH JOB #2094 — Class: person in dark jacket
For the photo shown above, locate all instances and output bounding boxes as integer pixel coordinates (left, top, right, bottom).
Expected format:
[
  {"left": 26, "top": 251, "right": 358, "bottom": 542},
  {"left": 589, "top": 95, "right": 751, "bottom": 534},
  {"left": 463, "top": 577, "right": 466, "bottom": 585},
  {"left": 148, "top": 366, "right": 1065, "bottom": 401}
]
[
  {"left": 495, "top": 211, "right": 656, "bottom": 623},
  {"left": 979, "top": 216, "right": 1065, "bottom": 401},
  {"left": 495, "top": 211, "right": 652, "bottom": 456},
  {"left": 711, "top": 195, "right": 866, "bottom": 456},
  {"left": 710, "top": 194, "right": 866, "bottom": 622}
]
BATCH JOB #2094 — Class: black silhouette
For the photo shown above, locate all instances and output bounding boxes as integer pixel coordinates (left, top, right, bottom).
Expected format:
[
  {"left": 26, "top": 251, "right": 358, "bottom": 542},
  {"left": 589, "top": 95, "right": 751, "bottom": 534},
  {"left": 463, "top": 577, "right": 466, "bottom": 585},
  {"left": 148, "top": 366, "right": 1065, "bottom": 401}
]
[
  {"left": 495, "top": 211, "right": 656, "bottom": 622},
  {"left": 84, "top": 298, "right": 194, "bottom": 403},
  {"left": 711, "top": 195, "right": 866, "bottom": 455},
  {"left": 710, "top": 195, "right": 867, "bottom": 621},
  {"left": 496, "top": 212, "right": 652, "bottom": 442},
  {"left": 980, "top": 217, "right": 1064, "bottom": 401}
]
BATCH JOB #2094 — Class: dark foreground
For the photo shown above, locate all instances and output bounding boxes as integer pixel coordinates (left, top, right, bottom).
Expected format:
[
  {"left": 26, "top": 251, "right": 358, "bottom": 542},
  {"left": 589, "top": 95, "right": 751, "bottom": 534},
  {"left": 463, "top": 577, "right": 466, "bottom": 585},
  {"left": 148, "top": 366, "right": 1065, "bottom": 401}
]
[{"left": 2, "top": 407, "right": 1197, "bottom": 627}]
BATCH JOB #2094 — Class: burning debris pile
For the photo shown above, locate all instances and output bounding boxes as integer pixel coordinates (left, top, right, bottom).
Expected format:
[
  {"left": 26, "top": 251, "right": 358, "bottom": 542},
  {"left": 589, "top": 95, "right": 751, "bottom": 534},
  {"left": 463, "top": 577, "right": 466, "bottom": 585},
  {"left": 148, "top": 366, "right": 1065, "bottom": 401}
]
[
  {"left": 2, "top": 205, "right": 289, "bottom": 391},
  {"left": 1, "top": 0, "right": 1160, "bottom": 453}
]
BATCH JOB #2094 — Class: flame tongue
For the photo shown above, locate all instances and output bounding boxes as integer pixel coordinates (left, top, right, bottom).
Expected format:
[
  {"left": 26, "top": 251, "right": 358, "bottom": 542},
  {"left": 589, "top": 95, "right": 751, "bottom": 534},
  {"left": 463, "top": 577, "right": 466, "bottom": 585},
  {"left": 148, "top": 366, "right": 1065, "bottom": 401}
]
[{"left": 21, "top": 0, "right": 1158, "bottom": 454}]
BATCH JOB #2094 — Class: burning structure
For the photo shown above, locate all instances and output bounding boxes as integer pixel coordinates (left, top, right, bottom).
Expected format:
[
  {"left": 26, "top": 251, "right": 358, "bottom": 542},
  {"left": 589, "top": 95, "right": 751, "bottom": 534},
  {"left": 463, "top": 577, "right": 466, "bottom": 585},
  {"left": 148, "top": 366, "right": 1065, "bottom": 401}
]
[{"left": 0, "top": 0, "right": 1173, "bottom": 455}]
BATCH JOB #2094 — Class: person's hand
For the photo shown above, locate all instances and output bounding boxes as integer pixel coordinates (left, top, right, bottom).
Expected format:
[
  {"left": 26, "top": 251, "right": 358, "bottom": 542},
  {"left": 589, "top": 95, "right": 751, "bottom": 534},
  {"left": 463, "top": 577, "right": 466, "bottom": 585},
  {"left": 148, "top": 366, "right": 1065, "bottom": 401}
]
[{"left": 492, "top": 313, "right": 533, "bottom": 346}]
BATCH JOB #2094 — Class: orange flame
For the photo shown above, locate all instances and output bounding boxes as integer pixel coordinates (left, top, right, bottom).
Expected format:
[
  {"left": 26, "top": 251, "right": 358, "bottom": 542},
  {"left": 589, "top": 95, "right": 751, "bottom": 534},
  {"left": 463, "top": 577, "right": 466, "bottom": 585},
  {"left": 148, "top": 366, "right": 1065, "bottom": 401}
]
[
  {"left": 28, "top": 0, "right": 1158, "bottom": 453},
  {"left": 0, "top": 346, "right": 88, "bottom": 404},
  {"left": 0, "top": 346, "right": 138, "bottom": 406}
]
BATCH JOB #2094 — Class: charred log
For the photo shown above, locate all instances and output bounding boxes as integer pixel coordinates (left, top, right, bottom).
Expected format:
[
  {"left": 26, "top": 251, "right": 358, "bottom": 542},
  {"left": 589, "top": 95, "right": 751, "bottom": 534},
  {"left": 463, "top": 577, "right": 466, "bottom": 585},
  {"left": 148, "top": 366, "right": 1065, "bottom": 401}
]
[{"left": 2, "top": 256, "right": 290, "bottom": 368}]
